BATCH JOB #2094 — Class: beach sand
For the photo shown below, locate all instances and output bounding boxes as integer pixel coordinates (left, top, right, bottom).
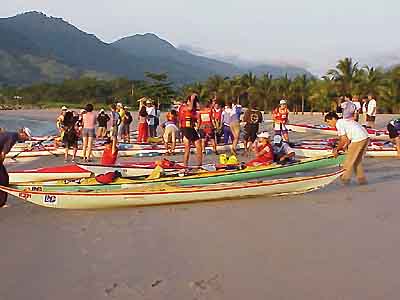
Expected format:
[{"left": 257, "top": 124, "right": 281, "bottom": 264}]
[{"left": 1, "top": 110, "right": 400, "bottom": 300}]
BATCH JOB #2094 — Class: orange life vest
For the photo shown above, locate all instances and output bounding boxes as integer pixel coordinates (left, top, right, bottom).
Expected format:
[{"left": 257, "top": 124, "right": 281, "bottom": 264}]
[{"left": 273, "top": 107, "right": 289, "bottom": 124}]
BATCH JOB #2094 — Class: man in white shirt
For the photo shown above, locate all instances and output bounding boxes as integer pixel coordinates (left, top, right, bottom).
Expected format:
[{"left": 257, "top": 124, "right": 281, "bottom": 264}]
[
  {"left": 366, "top": 94, "right": 377, "bottom": 128},
  {"left": 145, "top": 100, "right": 157, "bottom": 137},
  {"left": 325, "top": 112, "right": 369, "bottom": 184}
]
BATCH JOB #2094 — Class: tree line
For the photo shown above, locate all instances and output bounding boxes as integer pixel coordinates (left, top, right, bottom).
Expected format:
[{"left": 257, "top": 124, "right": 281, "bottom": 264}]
[{"left": 1, "top": 58, "right": 400, "bottom": 113}]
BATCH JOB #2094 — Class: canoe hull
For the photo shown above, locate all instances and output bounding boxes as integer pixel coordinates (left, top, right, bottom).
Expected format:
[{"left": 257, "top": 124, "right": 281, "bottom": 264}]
[{"left": 1, "top": 171, "right": 343, "bottom": 209}]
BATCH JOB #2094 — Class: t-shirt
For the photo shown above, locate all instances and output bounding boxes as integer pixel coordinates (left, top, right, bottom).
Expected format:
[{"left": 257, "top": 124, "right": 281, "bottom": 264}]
[
  {"left": 389, "top": 118, "right": 400, "bottom": 130},
  {"left": 336, "top": 119, "right": 369, "bottom": 142},
  {"left": 243, "top": 109, "right": 263, "bottom": 125},
  {"left": 273, "top": 142, "right": 295, "bottom": 156},
  {"left": 97, "top": 113, "right": 110, "bottom": 128},
  {"left": 367, "top": 99, "right": 377, "bottom": 116},
  {"left": 352, "top": 101, "right": 361, "bottom": 112},
  {"left": 111, "top": 111, "right": 120, "bottom": 127},
  {"left": 83, "top": 112, "right": 97, "bottom": 129},
  {"left": 0, "top": 132, "right": 19, "bottom": 155},
  {"left": 340, "top": 101, "right": 356, "bottom": 120},
  {"left": 146, "top": 107, "right": 156, "bottom": 126}
]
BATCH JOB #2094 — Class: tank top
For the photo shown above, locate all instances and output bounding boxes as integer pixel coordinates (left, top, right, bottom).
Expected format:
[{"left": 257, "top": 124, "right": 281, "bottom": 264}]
[
  {"left": 199, "top": 109, "right": 213, "bottom": 128},
  {"left": 101, "top": 147, "right": 118, "bottom": 165},
  {"left": 83, "top": 112, "right": 96, "bottom": 129},
  {"left": 181, "top": 107, "right": 197, "bottom": 128}
]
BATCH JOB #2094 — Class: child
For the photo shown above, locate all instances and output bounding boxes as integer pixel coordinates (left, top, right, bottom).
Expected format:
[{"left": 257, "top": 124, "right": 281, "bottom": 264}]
[
  {"left": 101, "top": 138, "right": 119, "bottom": 165},
  {"left": 246, "top": 132, "right": 274, "bottom": 167}
]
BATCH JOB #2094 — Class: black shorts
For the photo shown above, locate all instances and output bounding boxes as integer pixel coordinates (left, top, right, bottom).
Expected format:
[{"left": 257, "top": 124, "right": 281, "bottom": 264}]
[
  {"left": 387, "top": 123, "right": 400, "bottom": 139},
  {"left": 198, "top": 127, "right": 215, "bottom": 140},
  {"left": 244, "top": 124, "right": 259, "bottom": 143},
  {"left": 181, "top": 128, "right": 200, "bottom": 142},
  {"left": 366, "top": 115, "right": 376, "bottom": 122}
]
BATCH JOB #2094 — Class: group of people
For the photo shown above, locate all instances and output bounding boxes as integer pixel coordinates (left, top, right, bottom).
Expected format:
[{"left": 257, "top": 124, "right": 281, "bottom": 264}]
[
  {"left": 338, "top": 94, "right": 377, "bottom": 128},
  {"left": 56, "top": 102, "right": 133, "bottom": 162}
]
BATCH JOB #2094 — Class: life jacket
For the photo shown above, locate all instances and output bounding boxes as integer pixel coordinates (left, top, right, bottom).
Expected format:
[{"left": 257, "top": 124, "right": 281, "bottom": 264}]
[
  {"left": 257, "top": 143, "right": 274, "bottom": 162},
  {"left": 273, "top": 107, "right": 289, "bottom": 124},
  {"left": 181, "top": 106, "right": 197, "bottom": 128},
  {"left": 101, "top": 146, "right": 118, "bottom": 165},
  {"left": 199, "top": 108, "right": 213, "bottom": 129},
  {"left": 166, "top": 112, "right": 177, "bottom": 124}
]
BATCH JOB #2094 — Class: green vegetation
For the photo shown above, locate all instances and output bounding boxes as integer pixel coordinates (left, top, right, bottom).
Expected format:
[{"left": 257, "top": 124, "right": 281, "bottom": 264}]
[{"left": 2, "top": 58, "right": 400, "bottom": 113}]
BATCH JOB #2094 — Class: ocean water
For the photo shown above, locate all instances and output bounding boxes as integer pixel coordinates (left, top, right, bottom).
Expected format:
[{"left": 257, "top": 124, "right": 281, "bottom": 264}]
[{"left": 0, "top": 115, "right": 56, "bottom": 136}]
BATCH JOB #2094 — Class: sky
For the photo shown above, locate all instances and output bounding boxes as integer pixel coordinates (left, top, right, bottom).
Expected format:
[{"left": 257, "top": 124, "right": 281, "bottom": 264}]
[{"left": 1, "top": 0, "right": 400, "bottom": 75}]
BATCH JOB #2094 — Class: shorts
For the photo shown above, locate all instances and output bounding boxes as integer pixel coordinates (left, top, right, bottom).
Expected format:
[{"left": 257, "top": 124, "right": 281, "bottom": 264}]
[
  {"left": 274, "top": 123, "right": 288, "bottom": 135},
  {"left": 366, "top": 115, "right": 376, "bottom": 122},
  {"left": 110, "top": 126, "right": 118, "bottom": 138},
  {"left": 97, "top": 127, "right": 107, "bottom": 137},
  {"left": 121, "top": 124, "right": 130, "bottom": 136},
  {"left": 244, "top": 124, "right": 259, "bottom": 143},
  {"left": 163, "top": 125, "right": 178, "bottom": 143},
  {"left": 82, "top": 128, "right": 95, "bottom": 138},
  {"left": 198, "top": 126, "right": 215, "bottom": 140},
  {"left": 387, "top": 123, "right": 400, "bottom": 139},
  {"left": 181, "top": 128, "right": 199, "bottom": 142}
]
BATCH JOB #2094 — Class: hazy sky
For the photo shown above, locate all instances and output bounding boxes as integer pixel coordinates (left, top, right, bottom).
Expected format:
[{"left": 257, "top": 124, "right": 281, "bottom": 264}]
[{"left": 2, "top": 0, "right": 399, "bottom": 75}]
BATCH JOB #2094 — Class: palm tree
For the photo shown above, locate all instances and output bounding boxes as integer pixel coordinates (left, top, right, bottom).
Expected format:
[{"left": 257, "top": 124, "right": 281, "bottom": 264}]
[
  {"left": 255, "top": 73, "right": 274, "bottom": 112},
  {"left": 293, "top": 74, "right": 311, "bottom": 114},
  {"left": 327, "top": 57, "right": 360, "bottom": 95}
]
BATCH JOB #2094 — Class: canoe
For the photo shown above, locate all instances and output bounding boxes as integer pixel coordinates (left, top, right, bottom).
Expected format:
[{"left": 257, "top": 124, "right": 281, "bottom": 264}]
[
  {"left": 286, "top": 123, "right": 389, "bottom": 139},
  {"left": 293, "top": 145, "right": 398, "bottom": 158},
  {"left": 1, "top": 170, "right": 343, "bottom": 209},
  {"left": 11, "top": 155, "right": 345, "bottom": 192},
  {"left": 77, "top": 160, "right": 186, "bottom": 177},
  {"left": 9, "top": 165, "right": 92, "bottom": 184}
]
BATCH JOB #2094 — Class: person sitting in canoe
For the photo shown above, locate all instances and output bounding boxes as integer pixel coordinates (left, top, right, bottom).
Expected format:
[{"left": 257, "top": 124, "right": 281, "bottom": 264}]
[
  {"left": 272, "top": 99, "right": 290, "bottom": 142},
  {"left": 101, "top": 138, "right": 118, "bottom": 165},
  {"left": 0, "top": 127, "right": 32, "bottom": 208},
  {"left": 246, "top": 132, "right": 274, "bottom": 167},
  {"left": 387, "top": 117, "right": 400, "bottom": 157},
  {"left": 272, "top": 135, "right": 295, "bottom": 164}
]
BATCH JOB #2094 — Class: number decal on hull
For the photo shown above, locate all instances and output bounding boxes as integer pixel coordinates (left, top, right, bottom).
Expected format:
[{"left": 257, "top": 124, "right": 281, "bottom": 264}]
[{"left": 19, "top": 192, "right": 32, "bottom": 200}]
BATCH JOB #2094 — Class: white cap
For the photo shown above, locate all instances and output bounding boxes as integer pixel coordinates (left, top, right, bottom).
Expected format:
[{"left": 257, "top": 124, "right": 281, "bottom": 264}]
[
  {"left": 273, "top": 135, "right": 283, "bottom": 144},
  {"left": 116, "top": 102, "right": 123, "bottom": 107},
  {"left": 61, "top": 106, "right": 68, "bottom": 110},
  {"left": 279, "top": 99, "right": 287, "bottom": 105},
  {"left": 100, "top": 109, "right": 105, "bottom": 113},
  {"left": 80, "top": 109, "right": 86, "bottom": 114},
  {"left": 22, "top": 127, "right": 32, "bottom": 138},
  {"left": 124, "top": 106, "right": 130, "bottom": 109},
  {"left": 257, "top": 131, "right": 270, "bottom": 139},
  {"left": 146, "top": 100, "right": 152, "bottom": 104}
]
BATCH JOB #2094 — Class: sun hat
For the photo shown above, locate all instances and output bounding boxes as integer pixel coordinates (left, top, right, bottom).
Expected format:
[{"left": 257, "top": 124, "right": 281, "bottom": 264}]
[
  {"left": 22, "top": 127, "right": 32, "bottom": 138},
  {"left": 273, "top": 135, "right": 283, "bottom": 144},
  {"left": 61, "top": 106, "right": 68, "bottom": 110},
  {"left": 279, "top": 99, "right": 287, "bottom": 105},
  {"left": 257, "top": 132, "right": 270, "bottom": 139}
]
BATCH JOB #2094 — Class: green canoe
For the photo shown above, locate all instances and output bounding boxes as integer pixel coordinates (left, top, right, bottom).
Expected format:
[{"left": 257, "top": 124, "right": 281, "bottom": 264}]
[{"left": 11, "top": 155, "right": 345, "bottom": 193}]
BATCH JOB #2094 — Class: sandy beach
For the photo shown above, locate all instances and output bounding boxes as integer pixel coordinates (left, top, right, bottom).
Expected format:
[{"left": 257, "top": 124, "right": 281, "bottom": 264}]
[{"left": 1, "top": 109, "right": 400, "bottom": 300}]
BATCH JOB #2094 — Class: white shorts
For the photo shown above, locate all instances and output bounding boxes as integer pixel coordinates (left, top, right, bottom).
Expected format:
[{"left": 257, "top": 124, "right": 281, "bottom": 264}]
[{"left": 163, "top": 124, "right": 178, "bottom": 143}]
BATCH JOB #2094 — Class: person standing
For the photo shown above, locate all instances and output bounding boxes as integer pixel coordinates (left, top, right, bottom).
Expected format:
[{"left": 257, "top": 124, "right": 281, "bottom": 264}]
[
  {"left": 387, "top": 117, "right": 400, "bottom": 157},
  {"left": 116, "top": 103, "right": 126, "bottom": 140},
  {"left": 0, "top": 128, "right": 31, "bottom": 208},
  {"left": 82, "top": 104, "right": 96, "bottom": 162},
  {"left": 221, "top": 104, "right": 233, "bottom": 145},
  {"left": 180, "top": 94, "right": 202, "bottom": 167},
  {"left": 110, "top": 104, "right": 121, "bottom": 150},
  {"left": 137, "top": 105, "right": 149, "bottom": 143},
  {"left": 198, "top": 101, "right": 217, "bottom": 154},
  {"left": 340, "top": 94, "right": 356, "bottom": 120},
  {"left": 243, "top": 101, "right": 263, "bottom": 155},
  {"left": 272, "top": 99, "right": 290, "bottom": 141},
  {"left": 366, "top": 94, "right": 377, "bottom": 128},
  {"left": 122, "top": 106, "right": 133, "bottom": 143},
  {"left": 325, "top": 112, "right": 369, "bottom": 184},
  {"left": 212, "top": 101, "right": 223, "bottom": 144},
  {"left": 56, "top": 106, "right": 68, "bottom": 136},
  {"left": 62, "top": 111, "right": 79, "bottom": 162},
  {"left": 352, "top": 95, "right": 361, "bottom": 122},
  {"left": 146, "top": 100, "right": 157, "bottom": 138},
  {"left": 361, "top": 97, "right": 368, "bottom": 125},
  {"left": 96, "top": 109, "right": 110, "bottom": 139}
]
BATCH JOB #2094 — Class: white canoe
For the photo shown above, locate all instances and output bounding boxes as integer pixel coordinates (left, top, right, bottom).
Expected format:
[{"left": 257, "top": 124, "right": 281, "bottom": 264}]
[
  {"left": 0, "top": 170, "right": 343, "bottom": 209},
  {"left": 293, "top": 146, "right": 398, "bottom": 158},
  {"left": 9, "top": 165, "right": 92, "bottom": 184},
  {"left": 286, "top": 124, "right": 390, "bottom": 139}
]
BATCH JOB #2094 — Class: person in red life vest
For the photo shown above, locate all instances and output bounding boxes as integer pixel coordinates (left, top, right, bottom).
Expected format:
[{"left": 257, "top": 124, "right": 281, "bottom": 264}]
[
  {"left": 212, "top": 101, "right": 223, "bottom": 144},
  {"left": 272, "top": 99, "right": 290, "bottom": 142},
  {"left": 180, "top": 93, "right": 202, "bottom": 167},
  {"left": 198, "top": 101, "right": 218, "bottom": 154},
  {"left": 137, "top": 105, "right": 149, "bottom": 143},
  {"left": 101, "top": 138, "right": 119, "bottom": 165},
  {"left": 246, "top": 132, "right": 274, "bottom": 167}
]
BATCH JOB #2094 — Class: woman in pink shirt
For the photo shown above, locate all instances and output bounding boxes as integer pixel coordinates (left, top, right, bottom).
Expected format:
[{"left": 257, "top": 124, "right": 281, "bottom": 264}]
[{"left": 82, "top": 103, "right": 97, "bottom": 162}]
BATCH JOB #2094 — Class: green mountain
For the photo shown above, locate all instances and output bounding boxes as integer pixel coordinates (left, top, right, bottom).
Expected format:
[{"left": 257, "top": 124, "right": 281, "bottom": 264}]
[{"left": 0, "top": 11, "right": 312, "bottom": 86}]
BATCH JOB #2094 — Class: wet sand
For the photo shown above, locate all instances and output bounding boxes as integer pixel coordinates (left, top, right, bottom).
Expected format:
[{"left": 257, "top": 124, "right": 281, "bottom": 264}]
[{"left": 1, "top": 110, "right": 400, "bottom": 300}]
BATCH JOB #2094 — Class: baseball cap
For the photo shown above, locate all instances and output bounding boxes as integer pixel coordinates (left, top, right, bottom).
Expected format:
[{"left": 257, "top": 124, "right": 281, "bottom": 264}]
[
  {"left": 22, "top": 127, "right": 32, "bottom": 138},
  {"left": 61, "top": 106, "right": 68, "bottom": 110},
  {"left": 257, "top": 132, "right": 270, "bottom": 139},
  {"left": 100, "top": 109, "right": 105, "bottom": 113},
  {"left": 273, "top": 135, "right": 283, "bottom": 144},
  {"left": 279, "top": 99, "right": 287, "bottom": 105},
  {"left": 116, "top": 102, "right": 123, "bottom": 107}
]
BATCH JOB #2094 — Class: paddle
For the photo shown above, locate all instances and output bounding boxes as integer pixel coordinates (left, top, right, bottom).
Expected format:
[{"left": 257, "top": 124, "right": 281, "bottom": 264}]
[{"left": 11, "top": 136, "right": 57, "bottom": 160}]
